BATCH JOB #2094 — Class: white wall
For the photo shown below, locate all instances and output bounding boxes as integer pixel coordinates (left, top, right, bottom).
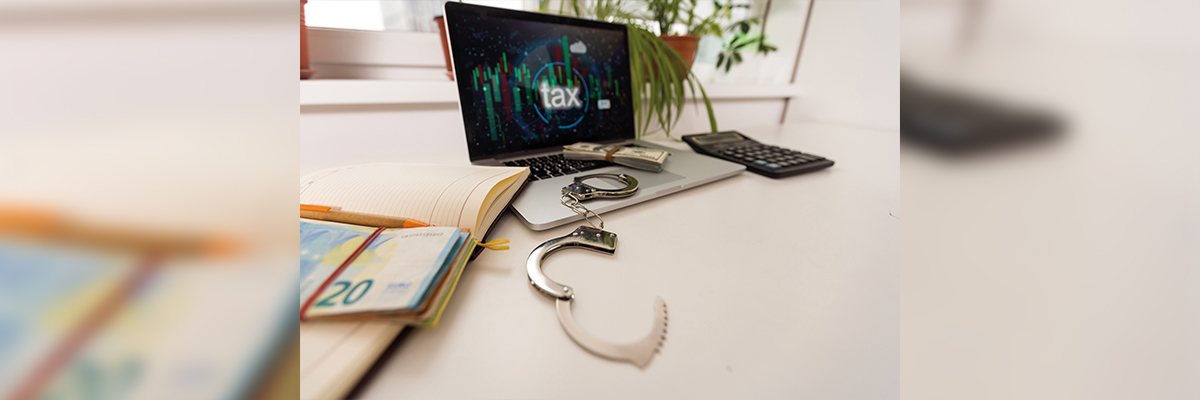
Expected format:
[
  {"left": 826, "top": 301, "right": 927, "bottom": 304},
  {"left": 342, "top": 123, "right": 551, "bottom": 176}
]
[
  {"left": 301, "top": 0, "right": 904, "bottom": 175},
  {"left": 785, "top": 0, "right": 899, "bottom": 131},
  {"left": 300, "top": 97, "right": 789, "bottom": 176}
]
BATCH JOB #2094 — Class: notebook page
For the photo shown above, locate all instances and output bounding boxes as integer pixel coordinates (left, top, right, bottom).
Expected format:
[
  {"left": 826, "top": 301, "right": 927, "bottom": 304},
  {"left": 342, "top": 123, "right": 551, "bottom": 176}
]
[
  {"left": 299, "top": 321, "right": 401, "bottom": 400},
  {"left": 475, "top": 173, "right": 526, "bottom": 233},
  {"left": 299, "top": 164, "right": 525, "bottom": 233}
]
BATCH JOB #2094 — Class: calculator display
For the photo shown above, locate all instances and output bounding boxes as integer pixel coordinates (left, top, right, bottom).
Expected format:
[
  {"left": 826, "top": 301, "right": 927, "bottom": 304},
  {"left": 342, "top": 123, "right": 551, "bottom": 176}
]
[{"left": 693, "top": 132, "right": 743, "bottom": 144}]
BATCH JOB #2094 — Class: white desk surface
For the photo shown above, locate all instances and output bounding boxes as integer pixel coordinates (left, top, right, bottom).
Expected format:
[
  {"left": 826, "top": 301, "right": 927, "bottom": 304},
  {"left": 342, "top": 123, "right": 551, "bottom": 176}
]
[{"left": 312, "top": 121, "right": 898, "bottom": 399}]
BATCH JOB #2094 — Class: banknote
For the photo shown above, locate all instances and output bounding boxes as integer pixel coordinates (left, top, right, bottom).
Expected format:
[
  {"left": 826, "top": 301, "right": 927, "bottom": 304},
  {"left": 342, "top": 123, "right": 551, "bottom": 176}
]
[
  {"left": 300, "top": 221, "right": 467, "bottom": 318},
  {"left": 0, "top": 241, "right": 295, "bottom": 400},
  {"left": 563, "top": 142, "right": 670, "bottom": 172}
]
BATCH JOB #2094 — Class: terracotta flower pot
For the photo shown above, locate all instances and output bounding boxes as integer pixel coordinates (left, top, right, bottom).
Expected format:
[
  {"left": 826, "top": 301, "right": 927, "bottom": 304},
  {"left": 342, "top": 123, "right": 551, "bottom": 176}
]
[
  {"left": 659, "top": 34, "right": 699, "bottom": 69},
  {"left": 434, "top": 16, "right": 454, "bottom": 80},
  {"left": 301, "top": 0, "right": 314, "bottom": 79}
]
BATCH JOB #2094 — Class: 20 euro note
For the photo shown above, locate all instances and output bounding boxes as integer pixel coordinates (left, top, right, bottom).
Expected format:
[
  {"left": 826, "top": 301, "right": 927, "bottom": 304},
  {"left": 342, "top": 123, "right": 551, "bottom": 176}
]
[
  {"left": 0, "top": 240, "right": 296, "bottom": 400},
  {"left": 299, "top": 221, "right": 468, "bottom": 318}
]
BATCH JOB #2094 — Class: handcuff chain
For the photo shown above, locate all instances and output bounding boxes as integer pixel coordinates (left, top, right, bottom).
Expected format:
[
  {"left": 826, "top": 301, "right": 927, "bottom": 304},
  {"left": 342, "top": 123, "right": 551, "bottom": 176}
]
[{"left": 561, "top": 192, "right": 605, "bottom": 229}]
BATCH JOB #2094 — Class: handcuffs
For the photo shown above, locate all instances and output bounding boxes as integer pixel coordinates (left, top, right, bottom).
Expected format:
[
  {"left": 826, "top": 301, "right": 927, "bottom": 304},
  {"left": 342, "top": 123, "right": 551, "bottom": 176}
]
[{"left": 526, "top": 173, "right": 668, "bottom": 367}]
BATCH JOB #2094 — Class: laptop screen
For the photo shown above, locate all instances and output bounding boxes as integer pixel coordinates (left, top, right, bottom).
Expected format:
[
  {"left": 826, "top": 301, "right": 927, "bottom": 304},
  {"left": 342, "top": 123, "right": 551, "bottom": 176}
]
[{"left": 445, "top": 3, "right": 635, "bottom": 161}]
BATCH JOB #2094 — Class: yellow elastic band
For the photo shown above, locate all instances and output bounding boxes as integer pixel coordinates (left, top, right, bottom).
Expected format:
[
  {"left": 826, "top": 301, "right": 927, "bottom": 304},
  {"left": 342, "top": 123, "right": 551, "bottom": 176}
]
[{"left": 478, "top": 239, "right": 510, "bottom": 251}]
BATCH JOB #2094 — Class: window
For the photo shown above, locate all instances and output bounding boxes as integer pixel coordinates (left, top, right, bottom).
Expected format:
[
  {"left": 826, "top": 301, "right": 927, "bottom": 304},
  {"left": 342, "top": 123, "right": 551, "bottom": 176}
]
[
  {"left": 306, "top": 0, "right": 532, "bottom": 33},
  {"left": 303, "top": 0, "right": 805, "bottom": 85}
]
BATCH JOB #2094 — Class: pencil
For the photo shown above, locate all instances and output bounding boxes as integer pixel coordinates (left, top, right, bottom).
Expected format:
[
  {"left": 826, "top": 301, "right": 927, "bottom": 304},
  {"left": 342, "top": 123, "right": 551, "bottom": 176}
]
[
  {"left": 300, "top": 204, "right": 431, "bottom": 229},
  {"left": 0, "top": 204, "right": 241, "bottom": 256}
]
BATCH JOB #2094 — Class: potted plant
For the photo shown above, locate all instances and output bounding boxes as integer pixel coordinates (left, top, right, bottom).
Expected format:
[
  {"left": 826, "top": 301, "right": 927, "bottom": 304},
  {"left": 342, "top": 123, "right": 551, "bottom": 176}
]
[
  {"left": 541, "top": 0, "right": 718, "bottom": 138},
  {"left": 644, "top": 0, "right": 742, "bottom": 68},
  {"left": 433, "top": 15, "right": 455, "bottom": 80},
  {"left": 301, "top": 0, "right": 314, "bottom": 79},
  {"left": 714, "top": 0, "right": 778, "bottom": 73}
]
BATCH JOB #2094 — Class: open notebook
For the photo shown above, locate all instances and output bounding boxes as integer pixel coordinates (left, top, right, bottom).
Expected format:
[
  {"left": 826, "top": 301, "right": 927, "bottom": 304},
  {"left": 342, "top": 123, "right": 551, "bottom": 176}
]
[
  {"left": 300, "top": 163, "right": 529, "bottom": 242},
  {"left": 298, "top": 163, "right": 528, "bottom": 400}
]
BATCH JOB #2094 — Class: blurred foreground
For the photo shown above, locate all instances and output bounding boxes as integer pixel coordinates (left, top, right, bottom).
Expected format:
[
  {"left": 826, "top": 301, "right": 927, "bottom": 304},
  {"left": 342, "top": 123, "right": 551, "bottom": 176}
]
[
  {"left": 902, "top": 0, "right": 1198, "bottom": 398},
  {"left": 0, "top": 1, "right": 297, "bottom": 399}
]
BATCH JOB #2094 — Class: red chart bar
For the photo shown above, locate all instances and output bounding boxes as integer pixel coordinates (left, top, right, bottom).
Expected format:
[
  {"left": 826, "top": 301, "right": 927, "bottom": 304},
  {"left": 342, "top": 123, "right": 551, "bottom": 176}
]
[
  {"left": 500, "top": 72, "right": 511, "bottom": 116},
  {"left": 572, "top": 58, "right": 580, "bottom": 85}
]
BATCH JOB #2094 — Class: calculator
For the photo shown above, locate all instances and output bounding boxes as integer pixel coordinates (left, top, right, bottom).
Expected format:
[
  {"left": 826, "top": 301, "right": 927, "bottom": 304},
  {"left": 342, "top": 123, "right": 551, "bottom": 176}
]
[{"left": 682, "top": 131, "right": 834, "bottom": 178}]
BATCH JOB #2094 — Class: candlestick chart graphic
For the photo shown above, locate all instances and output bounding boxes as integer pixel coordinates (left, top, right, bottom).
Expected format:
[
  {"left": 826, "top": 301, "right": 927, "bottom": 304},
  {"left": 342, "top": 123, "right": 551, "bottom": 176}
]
[{"left": 450, "top": 18, "right": 633, "bottom": 157}]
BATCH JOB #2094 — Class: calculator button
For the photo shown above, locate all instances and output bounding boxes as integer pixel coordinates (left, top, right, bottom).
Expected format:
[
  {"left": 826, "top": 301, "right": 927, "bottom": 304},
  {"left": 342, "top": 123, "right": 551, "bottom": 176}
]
[
  {"left": 753, "top": 160, "right": 767, "bottom": 165},
  {"left": 765, "top": 163, "right": 781, "bottom": 169}
]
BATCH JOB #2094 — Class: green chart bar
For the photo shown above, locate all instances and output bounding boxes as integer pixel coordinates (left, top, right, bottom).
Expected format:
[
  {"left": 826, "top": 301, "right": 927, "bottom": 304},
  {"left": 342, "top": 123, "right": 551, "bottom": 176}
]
[
  {"left": 512, "top": 87, "right": 521, "bottom": 112},
  {"left": 496, "top": 112, "right": 504, "bottom": 143},
  {"left": 562, "top": 36, "right": 571, "bottom": 87},
  {"left": 484, "top": 85, "right": 496, "bottom": 140},
  {"left": 492, "top": 66, "right": 502, "bottom": 103}
]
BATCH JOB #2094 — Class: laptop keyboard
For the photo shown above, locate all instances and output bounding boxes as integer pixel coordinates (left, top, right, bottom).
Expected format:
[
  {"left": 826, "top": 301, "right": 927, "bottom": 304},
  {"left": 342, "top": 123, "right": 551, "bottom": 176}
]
[{"left": 503, "top": 153, "right": 611, "bottom": 181}]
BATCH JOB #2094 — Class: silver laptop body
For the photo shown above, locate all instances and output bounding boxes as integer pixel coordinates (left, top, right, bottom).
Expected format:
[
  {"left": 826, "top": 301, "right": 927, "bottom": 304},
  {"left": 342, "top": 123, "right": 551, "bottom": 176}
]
[{"left": 444, "top": 3, "right": 744, "bottom": 231}]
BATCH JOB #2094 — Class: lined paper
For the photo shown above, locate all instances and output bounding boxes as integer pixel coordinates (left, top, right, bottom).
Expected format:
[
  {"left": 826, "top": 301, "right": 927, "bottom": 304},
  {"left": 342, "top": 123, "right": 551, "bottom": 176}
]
[
  {"left": 299, "top": 163, "right": 528, "bottom": 234},
  {"left": 297, "top": 163, "right": 528, "bottom": 400}
]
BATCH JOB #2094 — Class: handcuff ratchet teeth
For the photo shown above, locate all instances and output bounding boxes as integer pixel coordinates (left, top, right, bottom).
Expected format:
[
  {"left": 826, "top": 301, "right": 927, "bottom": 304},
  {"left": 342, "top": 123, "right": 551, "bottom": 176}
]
[{"left": 525, "top": 173, "right": 666, "bottom": 367}]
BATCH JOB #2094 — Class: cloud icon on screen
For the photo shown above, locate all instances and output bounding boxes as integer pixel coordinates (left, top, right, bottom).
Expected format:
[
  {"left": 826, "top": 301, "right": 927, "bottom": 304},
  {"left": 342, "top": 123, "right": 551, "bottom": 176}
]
[{"left": 569, "top": 41, "right": 587, "bottom": 54}]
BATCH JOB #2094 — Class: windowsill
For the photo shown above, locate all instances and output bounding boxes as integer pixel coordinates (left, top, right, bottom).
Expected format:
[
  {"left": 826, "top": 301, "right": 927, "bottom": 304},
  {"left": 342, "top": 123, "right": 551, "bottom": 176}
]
[{"left": 300, "top": 79, "right": 802, "bottom": 106}]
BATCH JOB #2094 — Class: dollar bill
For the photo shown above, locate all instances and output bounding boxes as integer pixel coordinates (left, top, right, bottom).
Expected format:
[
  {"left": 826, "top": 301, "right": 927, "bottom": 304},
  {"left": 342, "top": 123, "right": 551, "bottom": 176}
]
[{"left": 563, "top": 142, "right": 670, "bottom": 172}]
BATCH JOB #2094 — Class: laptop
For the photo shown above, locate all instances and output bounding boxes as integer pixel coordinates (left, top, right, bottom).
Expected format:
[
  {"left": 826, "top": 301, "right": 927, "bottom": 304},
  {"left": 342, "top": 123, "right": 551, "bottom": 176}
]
[{"left": 443, "top": 2, "right": 745, "bottom": 231}]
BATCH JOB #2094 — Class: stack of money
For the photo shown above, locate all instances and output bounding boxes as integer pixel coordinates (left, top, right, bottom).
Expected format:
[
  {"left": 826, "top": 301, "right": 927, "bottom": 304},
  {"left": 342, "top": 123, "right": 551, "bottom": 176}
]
[
  {"left": 300, "top": 222, "right": 472, "bottom": 324},
  {"left": 563, "top": 142, "right": 670, "bottom": 172}
]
